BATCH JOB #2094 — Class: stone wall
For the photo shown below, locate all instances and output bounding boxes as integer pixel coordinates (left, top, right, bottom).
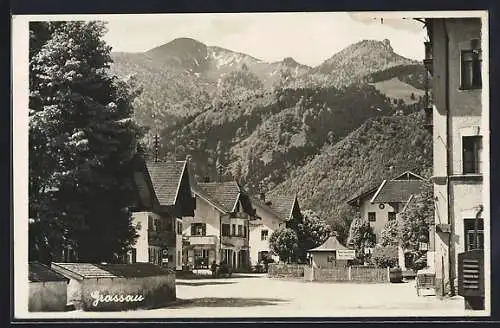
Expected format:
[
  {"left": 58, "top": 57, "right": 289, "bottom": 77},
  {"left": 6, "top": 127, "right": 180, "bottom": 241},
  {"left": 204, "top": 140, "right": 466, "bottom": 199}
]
[
  {"left": 78, "top": 273, "right": 176, "bottom": 311},
  {"left": 268, "top": 264, "right": 307, "bottom": 278},
  {"left": 28, "top": 281, "right": 68, "bottom": 312},
  {"left": 350, "top": 266, "right": 388, "bottom": 283},
  {"left": 313, "top": 267, "right": 350, "bottom": 281}
]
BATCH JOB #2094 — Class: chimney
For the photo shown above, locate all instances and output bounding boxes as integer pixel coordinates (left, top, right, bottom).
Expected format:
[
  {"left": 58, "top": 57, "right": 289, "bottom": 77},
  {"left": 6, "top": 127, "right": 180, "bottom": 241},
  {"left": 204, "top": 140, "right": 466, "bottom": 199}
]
[{"left": 260, "top": 192, "right": 266, "bottom": 202}]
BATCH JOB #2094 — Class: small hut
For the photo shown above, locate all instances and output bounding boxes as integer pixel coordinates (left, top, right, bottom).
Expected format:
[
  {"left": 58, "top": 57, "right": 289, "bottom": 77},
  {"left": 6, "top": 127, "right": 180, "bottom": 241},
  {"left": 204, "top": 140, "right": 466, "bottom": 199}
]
[{"left": 307, "top": 236, "right": 354, "bottom": 268}]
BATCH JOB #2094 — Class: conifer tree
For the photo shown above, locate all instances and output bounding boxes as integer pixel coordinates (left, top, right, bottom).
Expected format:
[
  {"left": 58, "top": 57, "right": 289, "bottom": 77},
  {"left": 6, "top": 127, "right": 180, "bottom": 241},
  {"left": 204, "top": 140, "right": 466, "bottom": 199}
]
[{"left": 29, "top": 21, "right": 143, "bottom": 263}]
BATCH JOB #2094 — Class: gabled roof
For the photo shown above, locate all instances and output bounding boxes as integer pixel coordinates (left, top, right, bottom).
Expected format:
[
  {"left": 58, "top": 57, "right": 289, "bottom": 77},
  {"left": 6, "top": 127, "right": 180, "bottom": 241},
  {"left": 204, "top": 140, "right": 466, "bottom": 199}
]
[
  {"left": 193, "top": 180, "right": 242, "bottom": 213},
  {"left": 251, "top": 196, "right": 285, "bottom": 221},
  {"left": 261, "top": 195, "right": 299, "bottom": 222},
  {"left": 370, "top": 179, "right": 426, "bottom": 204},
  {"left": 51, "top": 262, "right": 172, "bottom": 280},
  {"left": 307, "top": 236, "right": 348, "bottom": 252},
  {"left": 347, "top": 171, "right": 427, "bottom": 206},
  {"left": 145, "top": 160, "right": 187, "bottom": 206},
  {"left": 392, "top": 171, "right": 427, "bottom": 181},
  {"left": 29, "top": 262, "right": 69, "bottom": 283},
  {"left": 346, "top": 185, "right": 380, "bottom": 206}
]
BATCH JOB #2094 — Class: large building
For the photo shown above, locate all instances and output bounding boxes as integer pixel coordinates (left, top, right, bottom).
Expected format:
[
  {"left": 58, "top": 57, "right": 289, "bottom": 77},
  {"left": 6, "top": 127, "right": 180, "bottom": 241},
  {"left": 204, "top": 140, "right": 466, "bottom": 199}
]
[
  {"left": 347, "top": 171, "right": 428, "bottom": 243},
  {"left": 183, "top": 180, "right": 256, "bottom": 271},
  {"left": 424, "top": 17, "right": 487, "bottom": 297},
  {"left": 128, "top": 159, "right": 196, "bottom": 270}
]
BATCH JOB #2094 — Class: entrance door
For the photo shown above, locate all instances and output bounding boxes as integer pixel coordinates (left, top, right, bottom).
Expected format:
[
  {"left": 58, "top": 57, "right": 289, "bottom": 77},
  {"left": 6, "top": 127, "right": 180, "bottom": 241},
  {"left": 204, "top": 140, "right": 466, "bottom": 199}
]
[{"left": 232, "top": 251, "right": 237, "bottom": 270}]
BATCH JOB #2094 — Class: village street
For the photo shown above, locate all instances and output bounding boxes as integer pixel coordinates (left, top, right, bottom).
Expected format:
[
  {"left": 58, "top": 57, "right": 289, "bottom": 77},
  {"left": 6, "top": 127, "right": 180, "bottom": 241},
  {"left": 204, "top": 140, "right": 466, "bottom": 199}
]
[{"left": 30, "top": 274, "right": 470, "bottom": 319}]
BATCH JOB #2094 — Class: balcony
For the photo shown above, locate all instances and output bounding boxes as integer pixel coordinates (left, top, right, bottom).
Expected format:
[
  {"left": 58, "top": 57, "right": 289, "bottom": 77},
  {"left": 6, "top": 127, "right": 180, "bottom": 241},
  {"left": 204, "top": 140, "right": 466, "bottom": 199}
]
[
  {"left": 148, "top": 230, "right": 176, "bottom": 247},
  {"left": 187, "top": 235, "right": 217, "bottom": 246}
]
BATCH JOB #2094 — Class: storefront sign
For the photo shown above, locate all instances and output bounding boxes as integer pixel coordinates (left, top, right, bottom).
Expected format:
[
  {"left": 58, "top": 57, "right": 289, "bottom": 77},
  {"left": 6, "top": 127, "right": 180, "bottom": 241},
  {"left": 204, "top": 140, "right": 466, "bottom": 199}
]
[{"left": 336, "top": 249, "right": 356, "bottom": 260}]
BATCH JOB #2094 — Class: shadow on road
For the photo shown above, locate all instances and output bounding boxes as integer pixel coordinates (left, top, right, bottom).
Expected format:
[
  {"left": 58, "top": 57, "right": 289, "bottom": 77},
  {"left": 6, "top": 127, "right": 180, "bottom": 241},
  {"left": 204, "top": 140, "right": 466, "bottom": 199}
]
[
  {"left": 176, "top": 281, "right": 236, "bottom": 286},
  {"left": 167, "top": 297, "right": 289, "bottom": 308}
]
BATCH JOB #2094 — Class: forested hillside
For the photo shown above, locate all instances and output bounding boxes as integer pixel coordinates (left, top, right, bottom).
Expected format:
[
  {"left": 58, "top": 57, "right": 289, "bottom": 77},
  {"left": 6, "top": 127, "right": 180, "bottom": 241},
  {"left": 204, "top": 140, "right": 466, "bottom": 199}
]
[{"left": 269, "top": 111, "right": 432, "bottom": 243}]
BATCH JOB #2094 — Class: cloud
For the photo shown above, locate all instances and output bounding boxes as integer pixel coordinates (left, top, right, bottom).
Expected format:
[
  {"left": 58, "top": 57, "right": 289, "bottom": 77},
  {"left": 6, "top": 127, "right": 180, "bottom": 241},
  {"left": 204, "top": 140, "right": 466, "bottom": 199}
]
[{"left": 348, "top": 13, "right": 424, "bottom": 33}]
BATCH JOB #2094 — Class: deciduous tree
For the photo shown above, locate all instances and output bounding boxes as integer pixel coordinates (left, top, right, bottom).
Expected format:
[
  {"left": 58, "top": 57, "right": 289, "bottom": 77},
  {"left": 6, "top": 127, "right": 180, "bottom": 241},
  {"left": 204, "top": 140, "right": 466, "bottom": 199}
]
[{"left": 269, "top": 228, "right": 299, "bottom": 263}]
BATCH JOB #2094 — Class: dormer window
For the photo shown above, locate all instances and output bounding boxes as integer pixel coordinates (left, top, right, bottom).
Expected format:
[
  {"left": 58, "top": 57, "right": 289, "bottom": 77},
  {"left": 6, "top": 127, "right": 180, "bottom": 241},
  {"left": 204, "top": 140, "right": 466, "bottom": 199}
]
[{"left": 461, "top": 41, "right": 482, "bottom": 89}]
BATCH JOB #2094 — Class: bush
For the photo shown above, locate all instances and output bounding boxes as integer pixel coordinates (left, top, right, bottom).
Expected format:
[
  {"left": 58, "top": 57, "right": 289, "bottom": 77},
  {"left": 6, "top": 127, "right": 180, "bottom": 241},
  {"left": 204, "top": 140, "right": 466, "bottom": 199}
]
[{"left": 371, "top": 245, "right": 399, "bottom": 268}]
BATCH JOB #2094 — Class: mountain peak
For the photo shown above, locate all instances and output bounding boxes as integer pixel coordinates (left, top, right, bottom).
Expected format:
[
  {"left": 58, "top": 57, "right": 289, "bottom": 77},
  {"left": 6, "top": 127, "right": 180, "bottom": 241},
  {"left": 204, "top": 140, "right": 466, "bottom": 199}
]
[
  {"left": 282, "top": 57, "right": 299, "bottom": 66},
  {"left": 145, "top": 37, "right": 209, "bottom": 72}
]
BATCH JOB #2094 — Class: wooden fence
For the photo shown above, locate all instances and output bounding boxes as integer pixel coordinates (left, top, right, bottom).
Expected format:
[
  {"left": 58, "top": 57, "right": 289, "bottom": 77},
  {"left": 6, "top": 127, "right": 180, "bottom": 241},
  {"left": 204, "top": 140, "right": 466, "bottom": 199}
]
[
  {"left": 269, "top": 264, "right": 390, "bottom": 283},
  {"left": 305, "top": 265, "right": 389, "bottom": 283},
  {"left": 267, "top": 264, "right": 307, "bottom": 278}
]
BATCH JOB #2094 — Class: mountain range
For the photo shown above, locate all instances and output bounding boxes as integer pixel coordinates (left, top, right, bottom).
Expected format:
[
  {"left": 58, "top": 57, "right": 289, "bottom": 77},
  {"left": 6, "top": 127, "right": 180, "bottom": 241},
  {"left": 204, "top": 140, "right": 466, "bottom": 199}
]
[{"left": 109, "top": 36, "right": 431, "bottom": 241}]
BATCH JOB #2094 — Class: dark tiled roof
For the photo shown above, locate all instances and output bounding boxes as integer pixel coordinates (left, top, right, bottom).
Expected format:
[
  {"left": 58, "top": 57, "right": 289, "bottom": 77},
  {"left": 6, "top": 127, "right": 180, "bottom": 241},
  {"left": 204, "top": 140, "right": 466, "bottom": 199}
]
[
  {"left": 146, "top": 160, "right": 187, "bottom": 206},
  {"left": 371, "top": 180, "right": 426, "bottom": 203},
  {"left": 195, "top": 181, "right": 241, "bottom": 213},
  {"left": 265, "top": 195, "right": 297, "bottom": 221},
  {"left": 95, "top": 263, "right": 173, "bottom": 277},
  {"left": 347, "top": 171, "right": 427, "bottom": 205},
  {"left": 29, "top": 262, "right": 69, "bottom": 283},
  {"left": 52, "top": 263, "right": 117, "bottom": 279},
  {"left": 346, "top": 185, "right": 380, "bottom": 205},
  {"left": 308, "top": 236, "right": 348, "bottom": 252},
  {"left": 251, "top": 196, "right": 284, "bottom": 221},
  {"left": 51, "top": 263, "right": 173, "bottom": 279}
]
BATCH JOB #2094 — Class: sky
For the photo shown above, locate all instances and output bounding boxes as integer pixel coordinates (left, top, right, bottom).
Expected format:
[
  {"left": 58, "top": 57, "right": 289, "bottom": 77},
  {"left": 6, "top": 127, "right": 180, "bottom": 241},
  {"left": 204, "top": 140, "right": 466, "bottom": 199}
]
[{"left": 102, "top": 12, "right": 427, "bottom": 67}]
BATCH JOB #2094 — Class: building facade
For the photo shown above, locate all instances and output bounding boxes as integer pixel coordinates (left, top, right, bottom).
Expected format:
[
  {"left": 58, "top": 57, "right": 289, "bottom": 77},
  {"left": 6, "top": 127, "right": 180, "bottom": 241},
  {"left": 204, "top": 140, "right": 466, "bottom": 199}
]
[
  {"left": 347, "top": 171, "right": 428, "bottom": 243},
  {"left": 249, "top": 193, "right": 303, "bottom": 266},
  {"left": 128, "top": 160, "right": 196, "bottom": 271},
  {"left": 424, "top": 17, "right": 486, "bottom": 296},
  {"left": 183, "top": 180, "right": 256, "bottom": 271}
]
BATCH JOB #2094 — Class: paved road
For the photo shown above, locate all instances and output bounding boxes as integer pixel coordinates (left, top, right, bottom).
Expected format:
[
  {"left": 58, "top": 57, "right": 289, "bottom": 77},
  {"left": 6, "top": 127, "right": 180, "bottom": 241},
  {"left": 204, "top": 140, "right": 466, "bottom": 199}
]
[{"left": 27, "top": 273, "right": 474, "bottom": 319}]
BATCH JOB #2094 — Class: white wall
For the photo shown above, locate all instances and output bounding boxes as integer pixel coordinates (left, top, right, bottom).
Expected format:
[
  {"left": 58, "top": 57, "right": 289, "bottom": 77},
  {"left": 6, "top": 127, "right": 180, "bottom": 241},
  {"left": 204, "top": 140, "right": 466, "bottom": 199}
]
[
  {"left": 249, "top": 206, "right": 282, "bottom": 265},
  {"left": 131, "top": 212, "right": 153, "bottom": 263},
  {"left": 359, "top": 201, "right": 397, "bottom": 243}
]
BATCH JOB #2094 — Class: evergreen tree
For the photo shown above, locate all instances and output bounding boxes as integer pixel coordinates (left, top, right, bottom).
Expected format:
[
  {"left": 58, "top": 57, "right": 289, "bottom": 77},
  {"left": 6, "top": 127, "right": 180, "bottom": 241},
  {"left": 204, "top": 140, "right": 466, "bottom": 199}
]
[{"left": 29, "top": 21, "right": 143, "bottom": 263}]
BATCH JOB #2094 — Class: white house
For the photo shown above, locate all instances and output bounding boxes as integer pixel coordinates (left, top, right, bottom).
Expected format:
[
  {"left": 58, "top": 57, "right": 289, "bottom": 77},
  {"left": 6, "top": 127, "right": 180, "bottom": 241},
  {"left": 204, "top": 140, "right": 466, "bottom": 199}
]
[{"left": 249, "top": 192, "right": 303, "bottom": 266}]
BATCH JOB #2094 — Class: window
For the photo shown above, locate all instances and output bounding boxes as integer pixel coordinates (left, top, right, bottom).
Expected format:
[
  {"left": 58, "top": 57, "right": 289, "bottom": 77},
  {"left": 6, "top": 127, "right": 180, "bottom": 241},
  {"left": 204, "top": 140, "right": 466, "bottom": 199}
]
[
  {"left": 463, "top": 136, "right": 482, "bottom": 174},
  {"left": 149, "top": 247, "right": 160, "bottom": 265},
  {"left": 261, "top": 230, "right": 269, "bottom": 241},
  {"left": 148, "top": 215, "right": 154, "bottom": 230},
  {"left": 164, "top": 219, "right": 172, "bottom": 232},
  {"left": 244, "top": 226, "right": 247, "bottom": 238},
  {"left": 368, "top": 212, "right": 376, "bottom": 222},
  {"left": 461, "top": 49, "right": 482, "bottom": 89},
  {"left": 231, "top": 224, "right": 236, "bottom": 236},
  {"left": 464, "top": 218, "right": 484, "bottom": 251},
  {"left": 177, "top": 251, "right": 181, "bottom": 266},
  {"left": 191, "top": 223, "right": 206, "bottom": 236},
  {"left": 127, "top": 249, "right": 137, "bottom": 264},
  {"left": 177, "top": 221, "right": 182, "bottom": 235},
  {"left": 238, "top": 225, "right": 243, "bottom": 237},
  {"left": 222, "top": 224, "right": 230, "bottom": 236},
  {"left": 388, "top": 212, "right": 396, "bottom": 221}
]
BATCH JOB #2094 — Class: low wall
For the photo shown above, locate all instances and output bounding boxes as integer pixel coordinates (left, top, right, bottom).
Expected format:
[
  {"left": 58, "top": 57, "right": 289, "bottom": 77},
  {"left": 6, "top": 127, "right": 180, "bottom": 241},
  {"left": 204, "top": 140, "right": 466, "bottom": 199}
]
[
  {"left": 268, "top": 264, "right": 307, "bottom": 278},
  {"left": 350, "top": 266, "right": 388, "bottom": 283},
  {"left": 79, "top": 273, "right": 176, "bottom": 311},
  {"left": 314, "top": 267, "right": 350, "bottom": 281},
  {"left": 307, "top": 266, "right": 390, "bottom": 283},
  {"left": 29, "top": 281, "right": 68, "bottom": 312}
]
